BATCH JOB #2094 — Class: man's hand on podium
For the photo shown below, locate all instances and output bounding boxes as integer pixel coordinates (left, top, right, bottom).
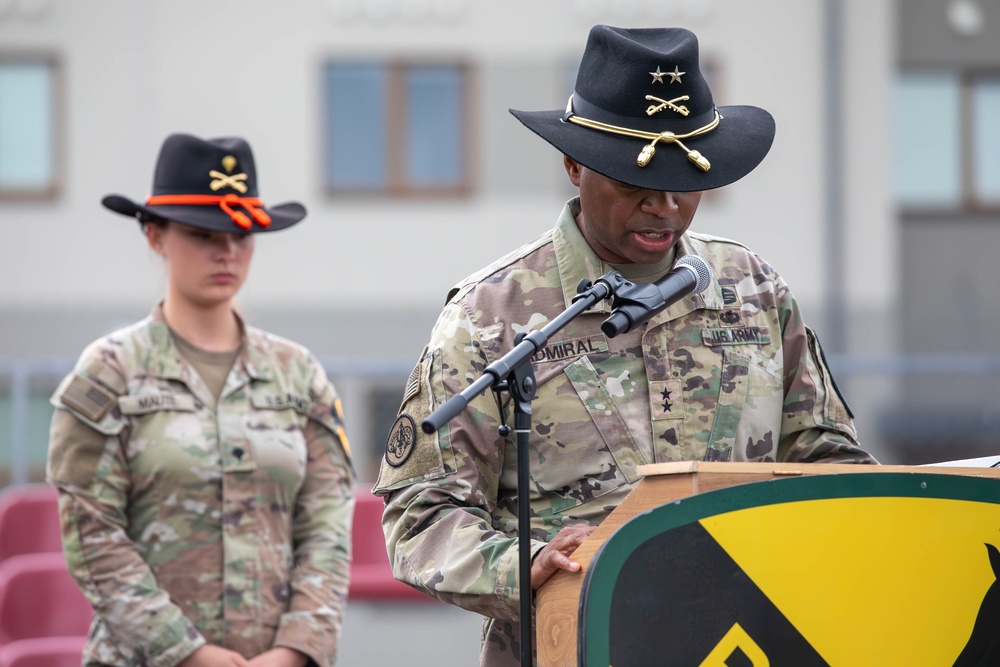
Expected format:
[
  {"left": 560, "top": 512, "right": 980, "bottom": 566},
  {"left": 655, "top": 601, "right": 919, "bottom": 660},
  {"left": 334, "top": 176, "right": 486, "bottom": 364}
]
[{"left": 531, "top": 524, "right": 596, "bottom": 590}]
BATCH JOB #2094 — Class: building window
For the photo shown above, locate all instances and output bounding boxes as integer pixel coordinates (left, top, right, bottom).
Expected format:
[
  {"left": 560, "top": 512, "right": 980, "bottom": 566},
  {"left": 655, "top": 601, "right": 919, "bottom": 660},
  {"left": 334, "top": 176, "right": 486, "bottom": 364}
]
[
  {"left": 893, "top": 70, "right": 1000, "bottom": 211},
  {"left": 323, "top": 61, "right": 471, "bottom": 196},
  {"left": 0, "top": 56, "right": 60, "bottom": 199},
  {"left": 973, "top": 75, "right": 1000, "bottom": 207}
]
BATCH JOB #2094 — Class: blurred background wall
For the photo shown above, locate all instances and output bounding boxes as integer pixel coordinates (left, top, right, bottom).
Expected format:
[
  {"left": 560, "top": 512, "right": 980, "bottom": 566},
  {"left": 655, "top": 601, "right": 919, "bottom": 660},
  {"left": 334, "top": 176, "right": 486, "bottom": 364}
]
[{"left": 0, "top": 0, "right": 998, "bottom": 661}]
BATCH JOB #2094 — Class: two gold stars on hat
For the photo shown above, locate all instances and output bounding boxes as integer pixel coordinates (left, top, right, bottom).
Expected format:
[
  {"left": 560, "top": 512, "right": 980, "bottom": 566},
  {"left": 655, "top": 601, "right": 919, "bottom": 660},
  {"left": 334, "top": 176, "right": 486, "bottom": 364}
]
[{"left": 650, "top": 65, "right": 685, "bottom": 84}]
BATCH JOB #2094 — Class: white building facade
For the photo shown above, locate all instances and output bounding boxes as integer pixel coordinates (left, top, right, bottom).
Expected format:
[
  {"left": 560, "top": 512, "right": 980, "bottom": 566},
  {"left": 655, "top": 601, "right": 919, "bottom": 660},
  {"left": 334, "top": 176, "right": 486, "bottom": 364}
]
[{"left": 3, "top": 0, "right": 998, "bottom": 481}]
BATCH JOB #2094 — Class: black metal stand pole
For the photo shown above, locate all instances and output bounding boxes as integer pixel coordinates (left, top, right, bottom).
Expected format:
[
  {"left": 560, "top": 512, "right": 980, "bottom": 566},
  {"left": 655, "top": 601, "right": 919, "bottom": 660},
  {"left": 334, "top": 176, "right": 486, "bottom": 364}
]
[
  {"left": 506, "top": 356, "right": 537, "bottom": 666},
  {"left": 422, "top": 271, "right": 625, "bottom": 665}
]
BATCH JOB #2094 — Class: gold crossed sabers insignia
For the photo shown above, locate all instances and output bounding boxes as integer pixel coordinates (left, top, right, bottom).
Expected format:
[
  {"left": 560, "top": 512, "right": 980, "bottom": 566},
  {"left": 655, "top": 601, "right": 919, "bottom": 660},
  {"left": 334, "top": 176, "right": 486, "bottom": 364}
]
[
  {"left": 208, "top": 170, "right": 249, "bottom": 193},
  {"left": 563, "top": 93, "right": 720, "bottom": 171},
  {"left": 646, "top": 95, "right": 691, "bottom": 117}
]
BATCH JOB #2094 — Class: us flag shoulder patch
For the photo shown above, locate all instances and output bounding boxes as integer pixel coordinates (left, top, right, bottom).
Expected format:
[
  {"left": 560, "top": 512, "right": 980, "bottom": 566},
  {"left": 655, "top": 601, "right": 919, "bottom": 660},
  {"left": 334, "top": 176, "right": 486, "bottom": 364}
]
[
  {"left": 60, "top": 374, "right": 116, "bottom": 422},
  {"left": 402, "top": 361, "right": 421, "bottom": 405}
]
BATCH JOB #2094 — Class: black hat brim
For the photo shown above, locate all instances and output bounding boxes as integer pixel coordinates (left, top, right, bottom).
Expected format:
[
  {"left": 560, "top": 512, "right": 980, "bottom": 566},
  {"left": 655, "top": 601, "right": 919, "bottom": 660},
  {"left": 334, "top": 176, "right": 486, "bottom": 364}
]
[
  {"left": 101, "top": 194, "right": 305, "bottom": 233},
  {"left": 509, "top": 104, "right": 775, "bottom": 192}
]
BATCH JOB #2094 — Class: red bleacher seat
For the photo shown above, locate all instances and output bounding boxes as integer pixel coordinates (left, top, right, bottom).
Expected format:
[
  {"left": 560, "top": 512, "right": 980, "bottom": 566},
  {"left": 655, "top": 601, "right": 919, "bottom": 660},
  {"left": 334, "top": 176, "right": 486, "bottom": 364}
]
[
  {"left": 0, "top": 484, "right": 62, "bottom": 563},
  {"left": 0, "top": 552, "right": 92, "bottom": 644},
  {"left": 0, "top": 483, "right": 426, "bottom": 611},
  {"left": 0, "top": 636, "right": 86, "bottom": 667},
  {"left": 350, "top": 487, "right": 429, "bottom": 601}
]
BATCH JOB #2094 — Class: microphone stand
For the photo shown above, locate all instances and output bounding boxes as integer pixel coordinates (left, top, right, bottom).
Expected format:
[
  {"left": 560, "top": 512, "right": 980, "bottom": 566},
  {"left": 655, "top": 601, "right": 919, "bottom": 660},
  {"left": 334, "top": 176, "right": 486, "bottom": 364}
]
[{"left": 421, "top": 270, "right": 625, "bottom": 666}]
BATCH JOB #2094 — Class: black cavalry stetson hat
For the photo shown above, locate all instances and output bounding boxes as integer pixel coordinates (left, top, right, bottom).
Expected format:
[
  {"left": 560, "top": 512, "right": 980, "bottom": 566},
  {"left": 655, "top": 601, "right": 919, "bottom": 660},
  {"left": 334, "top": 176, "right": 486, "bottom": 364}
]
[
  {"left": 102, "top": 133, "right": 306, "bottom": 233},
  {"left": 510, "top": 25, "right": 775, "bottom": 192}
]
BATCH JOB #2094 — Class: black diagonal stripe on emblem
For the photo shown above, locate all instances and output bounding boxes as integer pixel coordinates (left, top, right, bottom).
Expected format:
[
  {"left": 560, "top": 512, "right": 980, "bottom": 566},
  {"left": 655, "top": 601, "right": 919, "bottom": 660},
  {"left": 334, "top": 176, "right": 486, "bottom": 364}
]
[
  {"left": 954, "top": 543, "right": 1000, "bottom": 666},
  {"left": 609, "top": 522, "right": 829, "bottom": 667}
]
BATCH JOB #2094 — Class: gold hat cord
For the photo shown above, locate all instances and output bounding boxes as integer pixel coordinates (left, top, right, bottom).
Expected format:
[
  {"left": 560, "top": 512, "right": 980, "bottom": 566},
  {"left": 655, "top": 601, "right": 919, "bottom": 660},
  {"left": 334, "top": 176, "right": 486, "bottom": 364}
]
[{"left": 562, "top": 94, "right": 721, "bottom": 171}]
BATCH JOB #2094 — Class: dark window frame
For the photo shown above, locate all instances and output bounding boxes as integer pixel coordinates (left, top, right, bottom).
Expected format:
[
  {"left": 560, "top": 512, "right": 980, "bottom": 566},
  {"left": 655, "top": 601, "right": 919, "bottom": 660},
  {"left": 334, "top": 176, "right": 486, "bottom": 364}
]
[
  {"left": 897, "top": 66, "right": 1000, "bottom": 218},
  {"left": 0, "top": 52, "right": 63, "bottom": 202},
  {"left": 321, "top": 58, "right": 476, "bottom": 198}
]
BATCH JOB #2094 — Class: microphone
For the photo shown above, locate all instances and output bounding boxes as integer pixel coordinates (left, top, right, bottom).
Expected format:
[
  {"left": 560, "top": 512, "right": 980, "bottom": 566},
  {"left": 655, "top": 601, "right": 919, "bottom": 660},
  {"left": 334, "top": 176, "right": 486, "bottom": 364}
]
[{"left": 601, "top": 255, "right": 713, "bottom": 337}]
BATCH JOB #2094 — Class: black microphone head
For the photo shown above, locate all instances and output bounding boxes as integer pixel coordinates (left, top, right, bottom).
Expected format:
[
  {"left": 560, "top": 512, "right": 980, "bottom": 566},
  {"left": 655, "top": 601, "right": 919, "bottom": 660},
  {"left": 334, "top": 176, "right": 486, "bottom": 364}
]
[{"left": 676, "top": 255, "right": 712, "bottom": 293}]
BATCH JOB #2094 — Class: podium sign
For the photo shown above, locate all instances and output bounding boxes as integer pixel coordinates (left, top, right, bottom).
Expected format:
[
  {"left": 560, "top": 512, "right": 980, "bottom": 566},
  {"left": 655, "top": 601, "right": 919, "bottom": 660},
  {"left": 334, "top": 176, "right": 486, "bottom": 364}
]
[{"left": 577, "top": 471, "right": 1000, "bottom": 666}]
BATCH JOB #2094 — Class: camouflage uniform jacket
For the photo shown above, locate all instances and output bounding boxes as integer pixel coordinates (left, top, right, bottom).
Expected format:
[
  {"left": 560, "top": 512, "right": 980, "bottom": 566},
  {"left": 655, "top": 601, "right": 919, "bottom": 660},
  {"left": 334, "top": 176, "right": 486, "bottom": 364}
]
[
  {"left": 373, "top": 198, "right": 875, "bottom": 666},
  {"left": 47, "top": 305, "right": 354, "bottom": 667}
]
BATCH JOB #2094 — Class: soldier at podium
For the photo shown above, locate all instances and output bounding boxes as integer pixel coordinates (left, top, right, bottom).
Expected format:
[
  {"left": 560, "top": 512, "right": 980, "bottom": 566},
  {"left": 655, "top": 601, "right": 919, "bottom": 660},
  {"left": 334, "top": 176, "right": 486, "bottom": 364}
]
[{"left": 373, "top": 24, "right": 877, "bottom": 666}]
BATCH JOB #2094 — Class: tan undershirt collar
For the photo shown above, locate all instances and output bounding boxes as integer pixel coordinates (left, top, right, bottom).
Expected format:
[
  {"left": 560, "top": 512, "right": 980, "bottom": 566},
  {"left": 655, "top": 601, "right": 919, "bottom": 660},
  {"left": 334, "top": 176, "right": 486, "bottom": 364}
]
[
  {"left": 608, "top": 246, "right": 678, "bottom": 283},
  {"left": 170, "top": 328, "right": 241, "bottom": 403}
]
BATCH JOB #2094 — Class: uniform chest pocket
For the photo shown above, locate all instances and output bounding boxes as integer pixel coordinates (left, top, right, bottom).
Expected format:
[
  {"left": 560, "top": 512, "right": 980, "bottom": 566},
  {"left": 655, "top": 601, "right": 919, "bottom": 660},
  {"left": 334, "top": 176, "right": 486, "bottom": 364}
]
[
  {"left": 117, "top": 392, "right": 208, "bottom": 475},
  {"left": 671, "top": 331, "right": 782, "bottom": 461},
  {"left": 525, "top": 355, "right": 644, "bottom": 513},
  {"left": 724, "top": 352, "right": 784, "bottom": 462},
  {"left": 248, "top": 394, "right": 310, "bottom": 482}
]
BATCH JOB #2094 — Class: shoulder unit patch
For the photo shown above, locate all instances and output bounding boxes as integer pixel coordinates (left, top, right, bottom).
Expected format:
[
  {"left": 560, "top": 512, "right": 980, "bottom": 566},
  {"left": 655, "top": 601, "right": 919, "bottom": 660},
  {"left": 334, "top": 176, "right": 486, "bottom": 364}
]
[{"left": 385, "top": 414, "right": 416, "bottom": 468}]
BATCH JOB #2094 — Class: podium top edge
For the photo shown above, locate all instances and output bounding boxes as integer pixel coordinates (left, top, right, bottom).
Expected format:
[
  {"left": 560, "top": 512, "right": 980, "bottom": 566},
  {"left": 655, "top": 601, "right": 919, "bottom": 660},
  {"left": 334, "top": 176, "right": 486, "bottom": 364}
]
[{"left": 636, "top": 461, "right": 1000, "bottom": 478}]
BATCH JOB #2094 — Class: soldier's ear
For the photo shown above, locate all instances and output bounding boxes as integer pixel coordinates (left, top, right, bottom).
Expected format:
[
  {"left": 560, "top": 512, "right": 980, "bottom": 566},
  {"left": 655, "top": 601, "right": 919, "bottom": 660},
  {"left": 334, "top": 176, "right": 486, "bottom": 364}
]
[
  {"left": 564, "top": 155, "right": 583, "bottom": 188},
  {"left": 143, "top": 221, "right": 166, "bottom": 257}
]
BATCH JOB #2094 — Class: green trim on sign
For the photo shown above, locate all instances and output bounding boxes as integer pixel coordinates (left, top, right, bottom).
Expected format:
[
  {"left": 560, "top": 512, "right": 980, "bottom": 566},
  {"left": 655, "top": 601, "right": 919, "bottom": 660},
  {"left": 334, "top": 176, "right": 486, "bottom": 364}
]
[{"left": 578, "top": 472, "right": 1000, "bottom": 667}]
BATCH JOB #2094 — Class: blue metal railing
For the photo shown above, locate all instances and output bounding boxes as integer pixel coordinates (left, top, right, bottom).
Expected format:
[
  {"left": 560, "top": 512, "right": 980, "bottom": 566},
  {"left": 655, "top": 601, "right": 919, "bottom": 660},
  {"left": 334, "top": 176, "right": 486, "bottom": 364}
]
[
  {"left": 0, "top": 356, "right": 413, "bottom": 485},
  {"left": 3, "top": 354, "right": 1000, "bottom": 484}
]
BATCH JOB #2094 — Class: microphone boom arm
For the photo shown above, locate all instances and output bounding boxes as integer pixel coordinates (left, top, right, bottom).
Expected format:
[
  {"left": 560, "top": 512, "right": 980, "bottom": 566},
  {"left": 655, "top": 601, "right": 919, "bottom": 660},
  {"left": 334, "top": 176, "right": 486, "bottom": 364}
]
[{"left": 422, "top": 270, "right": 626, "bottom": 433}]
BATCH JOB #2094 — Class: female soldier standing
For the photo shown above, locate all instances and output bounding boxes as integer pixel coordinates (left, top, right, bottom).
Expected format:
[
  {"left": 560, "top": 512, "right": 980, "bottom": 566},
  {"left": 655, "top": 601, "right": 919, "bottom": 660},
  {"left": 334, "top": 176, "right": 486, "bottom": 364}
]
[{"left": 46, "top": 134, "right": 353, "bottom": 667}]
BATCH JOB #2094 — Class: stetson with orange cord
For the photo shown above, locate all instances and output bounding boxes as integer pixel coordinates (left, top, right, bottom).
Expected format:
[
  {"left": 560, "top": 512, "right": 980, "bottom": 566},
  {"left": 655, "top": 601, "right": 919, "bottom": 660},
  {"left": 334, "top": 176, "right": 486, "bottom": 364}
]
[{"left": 102, "top": 133, "right": 306, "bottom": 232}]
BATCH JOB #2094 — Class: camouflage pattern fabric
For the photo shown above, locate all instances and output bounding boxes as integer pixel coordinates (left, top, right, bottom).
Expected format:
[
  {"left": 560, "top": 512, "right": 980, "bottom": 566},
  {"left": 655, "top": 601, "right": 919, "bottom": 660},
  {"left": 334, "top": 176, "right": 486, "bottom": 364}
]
[
  {"left": 47, "top": 305, "right": 354, "bottom": 667},
  {"left": 374, "top": 198, "right": 875, "bottom": 667}
]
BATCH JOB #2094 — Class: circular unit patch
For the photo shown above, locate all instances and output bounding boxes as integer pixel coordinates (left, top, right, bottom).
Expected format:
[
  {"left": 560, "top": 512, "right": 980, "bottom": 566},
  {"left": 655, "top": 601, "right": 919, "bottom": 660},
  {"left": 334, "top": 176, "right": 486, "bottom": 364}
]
[{"left": 385, "top": 414, "right": 416, "bottom": 468}]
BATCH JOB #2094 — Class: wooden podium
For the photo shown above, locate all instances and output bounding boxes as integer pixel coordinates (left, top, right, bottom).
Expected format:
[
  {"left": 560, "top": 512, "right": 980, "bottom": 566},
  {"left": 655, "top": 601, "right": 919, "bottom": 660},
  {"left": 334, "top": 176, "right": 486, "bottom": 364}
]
[{"left": 535, "top": 461, "right": 1000, "bottom": 667}]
